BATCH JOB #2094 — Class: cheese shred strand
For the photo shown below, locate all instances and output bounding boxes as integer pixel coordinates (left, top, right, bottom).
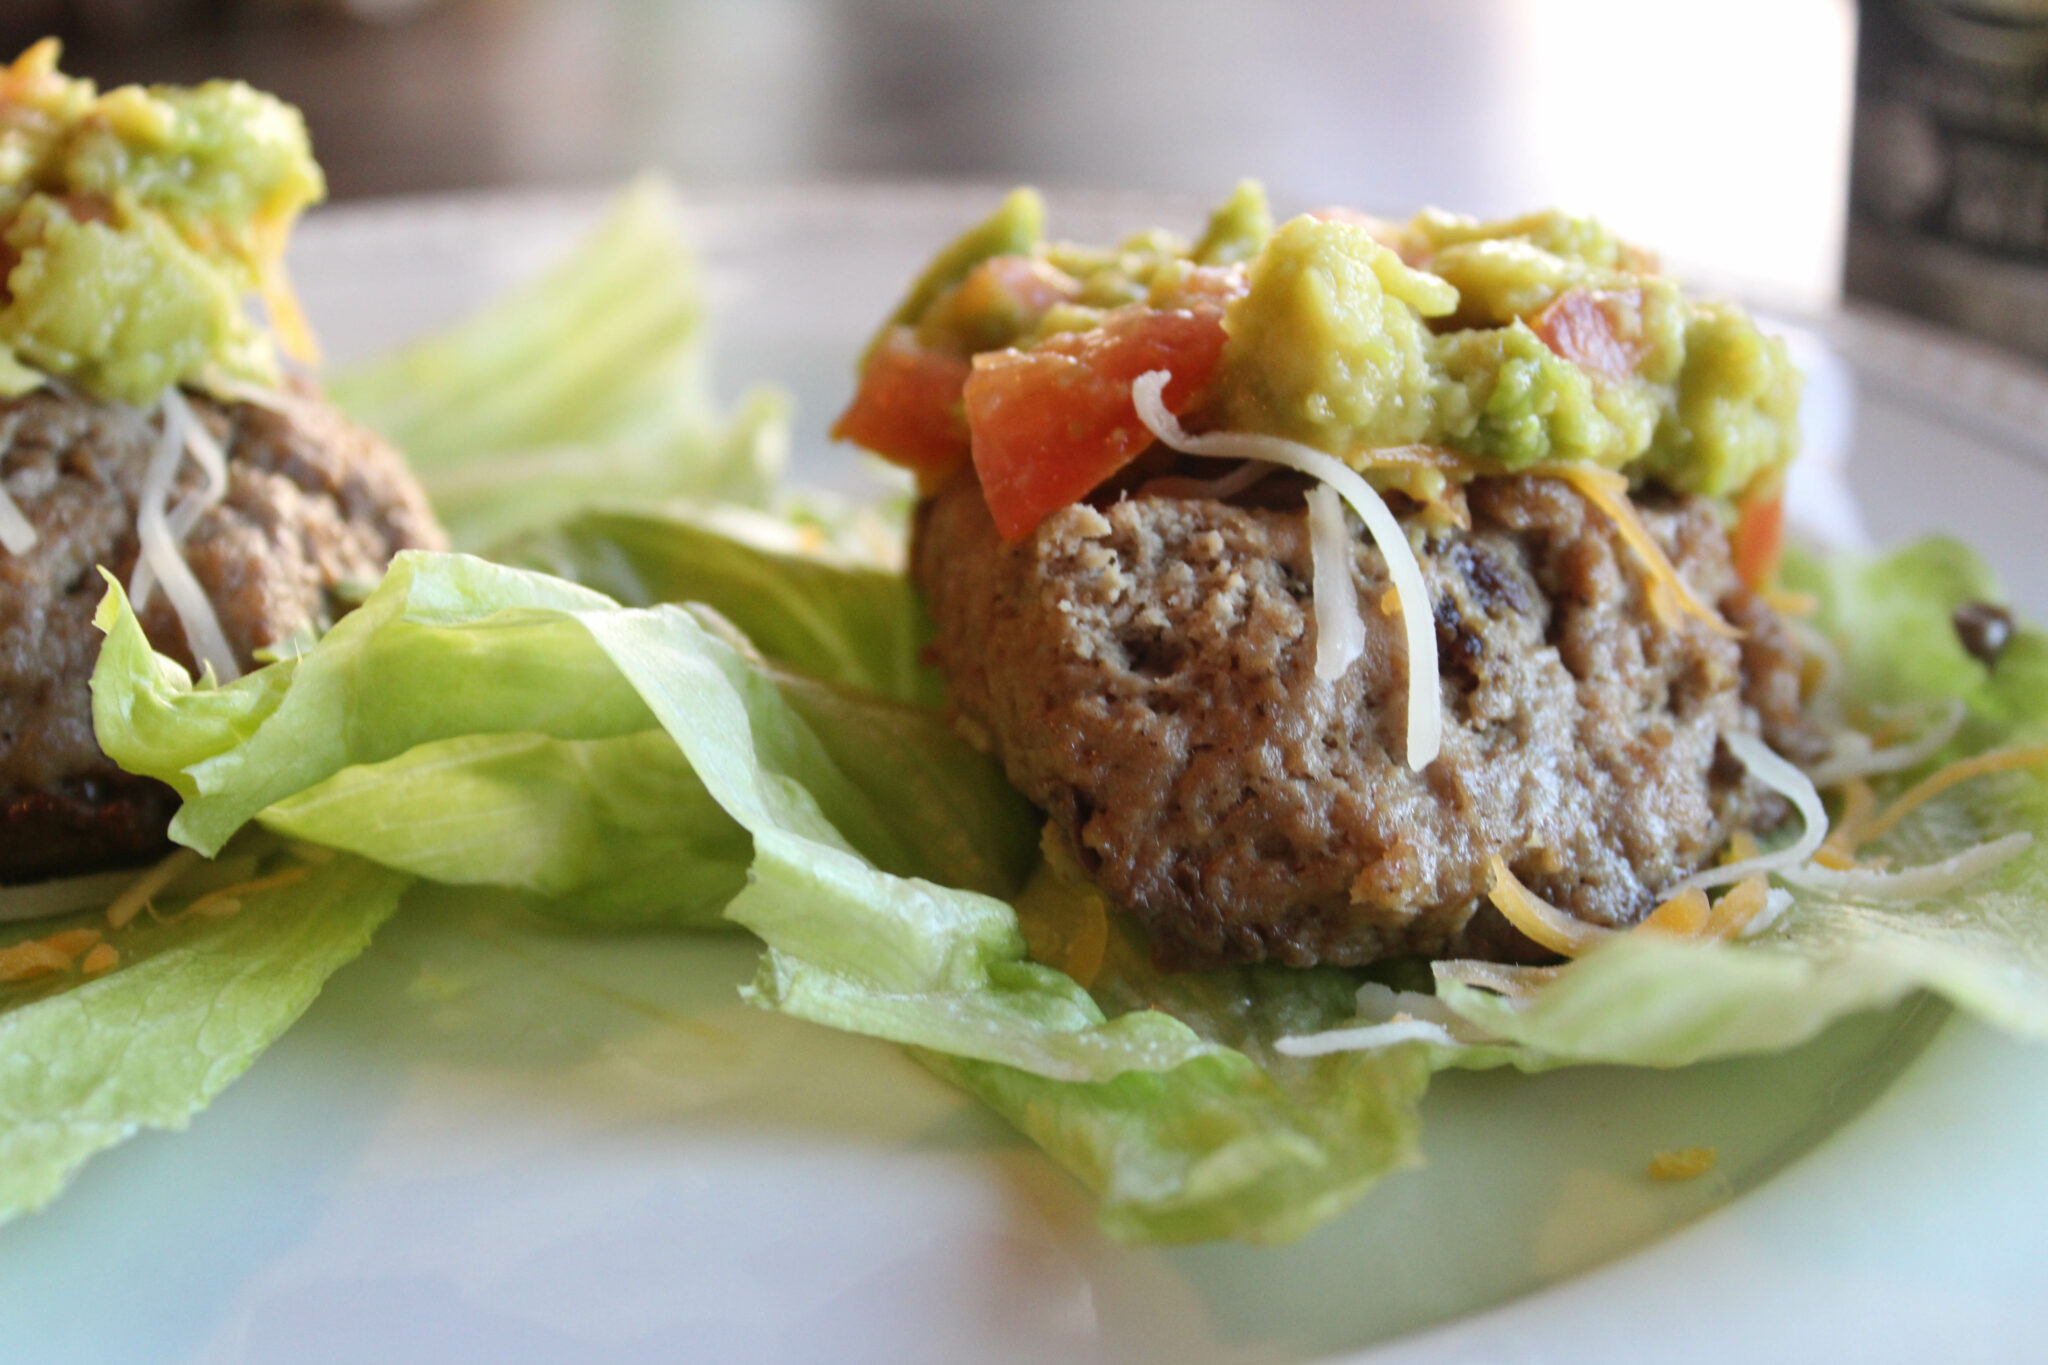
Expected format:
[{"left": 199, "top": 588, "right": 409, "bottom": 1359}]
[
  {"left": 131, "top": 390, "right": 240, "bottom": 685},
  {"left": 1305, "top": 484, "right": 1365, "bottom": 681},
  {"left": 1131, "top": 370, "right": 1441, "bottom": 768}
]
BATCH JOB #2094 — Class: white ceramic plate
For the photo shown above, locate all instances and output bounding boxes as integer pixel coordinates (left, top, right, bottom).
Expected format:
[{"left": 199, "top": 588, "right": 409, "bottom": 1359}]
[{"left": 4, "top": 187, "right": 2045, "bottom": 1365}]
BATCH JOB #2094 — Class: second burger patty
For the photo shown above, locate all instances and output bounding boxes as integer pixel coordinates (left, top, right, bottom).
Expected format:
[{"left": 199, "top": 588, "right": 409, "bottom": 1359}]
[
  {"left": 915, "top": 473, "right": 1819, "bottom": 971},
  {"left": 0, "top": 387, "right": 446, "bottom": 882}
]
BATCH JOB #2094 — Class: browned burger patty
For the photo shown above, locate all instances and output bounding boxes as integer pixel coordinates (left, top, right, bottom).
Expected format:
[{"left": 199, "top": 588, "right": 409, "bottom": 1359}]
[
  {"left": 0, "top": 387, "right": 445, "bottom": 882},
  {"left": 915, "top": 472, "right": 1819, "bottom": 970}
]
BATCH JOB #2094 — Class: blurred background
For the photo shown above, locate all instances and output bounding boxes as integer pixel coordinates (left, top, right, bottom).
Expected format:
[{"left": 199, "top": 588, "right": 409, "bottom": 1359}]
[{"left": 10, "top": 0, "right": 2048, "bottom": 358}]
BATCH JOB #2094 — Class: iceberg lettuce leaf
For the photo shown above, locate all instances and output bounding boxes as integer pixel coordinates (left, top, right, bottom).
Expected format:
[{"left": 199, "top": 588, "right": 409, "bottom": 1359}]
[
  {"left": 932, "top": 843, "right": 1429, "bottom": 1243},
  {"left": 95, "top": 551, "right": 1030, "bottom": 923},
  {"left": 328, "top": 177, "right": 787, "bottom": 547},
  {"left": 0, "top": 848, "right": 409, "bottom": 1223},
  {"left": 500, "top": 506, "right": 940, "bottom": 707}
]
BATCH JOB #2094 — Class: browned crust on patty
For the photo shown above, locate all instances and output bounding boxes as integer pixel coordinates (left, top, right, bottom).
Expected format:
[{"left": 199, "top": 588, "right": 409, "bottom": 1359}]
[{"left": 914, "top": 473, "right": 1818, "bottom": 970}]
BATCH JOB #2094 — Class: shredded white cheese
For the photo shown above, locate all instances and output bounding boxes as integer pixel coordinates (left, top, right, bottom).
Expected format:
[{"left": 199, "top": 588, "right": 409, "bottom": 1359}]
[
  {"left": 1780, "top": 831, "right": 2033, "bottom": 900},
  {"left": 1806, "top": 699, "right": 1967, "bottom": 789},
  {"left": 130, "top": 391, "right": 240, "bottom": 684},
  {"left": 129, "top": 389, "right": 229, "bottom": 608},
  {"left": 1131, "top": 370, "right": 1442, "bottom": 769},
  {"left": 0, "top": 867, "right": 151, "bottom": 924},
  {"left": 1669, "top": 731, "right": 1830, "bottom": 894},
  {"left": 165, "top": 387, "right": 230, "bottom": 542},
  {"left": 1305, "top": 484, "right": 1366, "bottom": 681},
  {"left": 0, "top": 482, "right": 36, "bottom": 556},
  {"left": 1273, "top": 981, "right": 1492, "bottom": 1056},
  {"left": 1275, "top": 1016, "right": 1461, "bottom": 1056},
  {"left": 0, "top": 382, "right": 45, "bottom": 553},
  {"left": 104, "top": 848, "right": 205, "bottom": 929},
  {"left": 1739, "top": 887, "right": 1796, "bottom": 939},
  {"left": 198, "top": 373, "right": 321, "bottom": 428}
]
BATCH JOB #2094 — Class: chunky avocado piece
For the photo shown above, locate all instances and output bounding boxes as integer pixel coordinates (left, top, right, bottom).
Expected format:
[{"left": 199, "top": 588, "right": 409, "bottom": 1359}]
[
  {"left": 1191, "top": 179, "right": 1273, "bottom": 266},
  {"left": 1642, "top": 303, "right": 1802, "bottom": 497},
  {"left": 1204, "top": 203, "right": 1798, "bottom": 492},
  {"left": 1433, "top": 320, "right": 1658, "bottom": 470},
  {"left": 0, "top": 39, "right": 325, "bottom": 404},
  {"left": 1213, "top": 215, "right": 1456, "bottom": 453}
]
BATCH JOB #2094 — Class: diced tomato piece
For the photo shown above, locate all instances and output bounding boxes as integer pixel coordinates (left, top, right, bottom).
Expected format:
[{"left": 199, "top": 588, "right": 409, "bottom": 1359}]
[
  {"left": 964, "top": 305, "right": 1228, "bottom": 541},
  {"left": 1531, "top": 288, "right": 1646, "bottom": 381},
  {"left": 1731, "top": 483, "right": 1785, "bottom": 593},
  {"left": 830, "top": 327, "right": 974, "bottom": 478}
]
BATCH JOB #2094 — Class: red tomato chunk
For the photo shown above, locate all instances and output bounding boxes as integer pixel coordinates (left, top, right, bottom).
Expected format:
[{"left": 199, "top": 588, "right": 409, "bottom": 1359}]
[{"left": 965, "top": 305, "right": 1228, "bottom": 541}]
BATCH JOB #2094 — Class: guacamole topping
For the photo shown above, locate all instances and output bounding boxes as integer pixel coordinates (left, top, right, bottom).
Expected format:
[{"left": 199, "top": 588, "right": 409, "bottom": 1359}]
[
  {"left": 841, "top": 181, "right": 1800, "bottom": 506},
  {"left": 0, "top": 39, "right": 325, "bottom": 405},
  {"left": 836, "top": 184, "right": 1807, "bottom": 774}
]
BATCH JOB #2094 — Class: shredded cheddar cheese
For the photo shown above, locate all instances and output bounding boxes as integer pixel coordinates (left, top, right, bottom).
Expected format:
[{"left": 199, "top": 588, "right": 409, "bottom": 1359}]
[
  {"left": 1531, "top": 462, "right": 1738, "bottom": 638},
  {"left": 1815, "top": 778, "right": 1876, "bottom": 865},
  {"left": 42, "top": 928, "right": 100, "bottom": 958},
  {"left": 256, "top": 215, "right": 322, "bottom": 367},
  {"left": 177, "top": 867, "right": 309, "bottom": 923},
  {"left": 1761, "top": 589, "right": 1819, "bottom": 618},
  {"left": 0, "top": 926, "right": 103, "bottom": 983},
  {"left": 1701, "top": 876, "right": 1771, "bottom": 939},
  {"left": 1638, "top": 886, "right": 1711, "bottom": 936},
  {"left": 1648, "top": 1147, "right": 1717, "bottom": 1182},
  {"left": 0, "top": 939, "right": 74, "bottom": 983},
  {"left": 1487, "top": 855, "right": 1784, "bottom": 972},
  {"left": 1486, "top": 857, "right": 1610, "bottom": 956},
  {"left": 1056, "top": 898, "right": 1109, "bottom": 989},
  {"left": 1850, "top": 741, "right": 2048, "bottom": 851}
]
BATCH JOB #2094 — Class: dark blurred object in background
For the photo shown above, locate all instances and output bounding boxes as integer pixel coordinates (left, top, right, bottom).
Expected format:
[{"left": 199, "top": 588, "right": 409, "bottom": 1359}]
[
  {"left": 1849, "top": 0, "right": 2048, "bottom": 361},
  {"left": 1, "top": 0, "right": 434, "bottom": 48}
]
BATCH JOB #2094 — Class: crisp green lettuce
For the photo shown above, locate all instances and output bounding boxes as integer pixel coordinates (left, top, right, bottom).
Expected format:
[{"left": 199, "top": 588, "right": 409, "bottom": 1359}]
[
  {"left": 328, "top": 178, "right": 788, "bottom": 548},
  {"left": 930, "top": 843, "right": 1429, "bottom": 1243},
  {"left": 3, "top": 178, "right": 792, "bottom": 1225},
  {"left": 0, "top": 846, "right": 409, "bottom": 1223},
  {"left": 92, "top": 552, "right": 1031, "bottom": 923},
  {"left": 90, "top": 548, "right": 1429, "bottom": 1240},
  {"left": 262, "top": 732, "right": 753, "bottom": 929},
  {"left": 501, "top": 506, "right": 940, "bottom": 707}
]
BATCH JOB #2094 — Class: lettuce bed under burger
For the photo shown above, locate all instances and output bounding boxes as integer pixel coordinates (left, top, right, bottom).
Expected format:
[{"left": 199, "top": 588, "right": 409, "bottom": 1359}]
[{"left": 78, "top": 186, "right": 2048, "bottom": 1243}]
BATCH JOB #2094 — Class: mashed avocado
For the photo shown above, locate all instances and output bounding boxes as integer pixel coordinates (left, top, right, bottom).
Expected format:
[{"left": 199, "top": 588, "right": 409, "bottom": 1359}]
[
  {"left": 1212, "top": 207, "right": 1798, "bottom": 496},
  {"left": 0, "top": 39, "right": 324, "bottom": 404},
  {"left": 882, "top": 182, "right": 1800, "bottom": 501}
]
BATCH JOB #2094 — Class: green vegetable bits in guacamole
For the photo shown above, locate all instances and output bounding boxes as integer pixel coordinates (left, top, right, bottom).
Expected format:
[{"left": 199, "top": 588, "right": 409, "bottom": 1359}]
[
  {"left": 903, "top": 183, "right": 1801, "bottom": 500},
  {"left": 0, "top": 39, "right": 325, "bottom": 404}
]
